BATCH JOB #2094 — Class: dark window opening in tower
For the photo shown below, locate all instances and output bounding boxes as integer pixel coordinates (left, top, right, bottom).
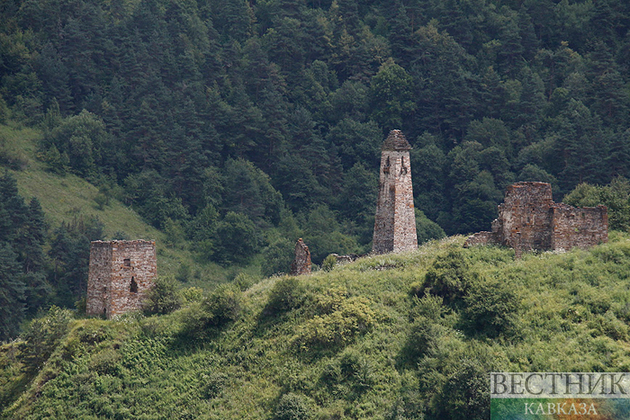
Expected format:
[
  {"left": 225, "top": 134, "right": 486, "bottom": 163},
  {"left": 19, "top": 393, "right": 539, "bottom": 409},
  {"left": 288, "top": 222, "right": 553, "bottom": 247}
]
[
  {"left": 124, "top": 258, "right": 131, "bottom": 267},
  {"left": 130, "top": 277, "right": 138, "bottom": 293},
  {"left": 400, "top": 156, "right": 408, "bottom": 174}
]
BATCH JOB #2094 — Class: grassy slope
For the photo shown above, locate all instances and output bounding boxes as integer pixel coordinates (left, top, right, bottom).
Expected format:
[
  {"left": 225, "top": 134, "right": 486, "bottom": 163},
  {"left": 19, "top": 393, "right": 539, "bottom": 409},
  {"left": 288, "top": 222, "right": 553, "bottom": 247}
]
[
  {"left": 0, "top": 122, "right": 239, "bottom": 285},
  {"left": 4, "top": 234, "right": 630, "bottom": 419}
]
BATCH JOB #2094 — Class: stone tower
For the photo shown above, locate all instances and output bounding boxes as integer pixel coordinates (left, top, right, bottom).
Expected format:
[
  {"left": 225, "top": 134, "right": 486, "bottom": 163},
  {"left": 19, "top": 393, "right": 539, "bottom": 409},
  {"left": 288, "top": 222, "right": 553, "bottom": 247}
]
[
  {"left": 372, "top": 130, "right": 418, "bottom": 254},
  {"left": 86, "top": 240, "right": 157, "bottom": 319}
]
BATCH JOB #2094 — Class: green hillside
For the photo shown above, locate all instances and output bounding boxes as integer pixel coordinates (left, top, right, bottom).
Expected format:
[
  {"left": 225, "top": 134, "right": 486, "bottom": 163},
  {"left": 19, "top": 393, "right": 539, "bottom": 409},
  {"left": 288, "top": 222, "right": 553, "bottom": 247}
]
[
  {"left": 0, "top": 121, "right": 238, "bottom": 286},
  {"left": 4, "top": 235, "right": 630, "bottom": 419}
]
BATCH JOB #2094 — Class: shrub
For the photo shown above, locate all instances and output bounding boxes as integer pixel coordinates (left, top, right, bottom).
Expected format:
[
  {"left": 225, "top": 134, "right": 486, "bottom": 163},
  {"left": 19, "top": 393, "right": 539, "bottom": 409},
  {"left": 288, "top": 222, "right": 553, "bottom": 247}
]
[
  {"left": 433, "top": 358, "right": 490, "bottom": 420},
  {"left": 461, "top": 278, "right": 520, "bottom": 338},
  {"left": 292, "top": 297, "right": 376, "bottom": 350},
  {"left": 406, "top": 316, "right": 448, "bottom": 360},
  {"left": 417, "top": 248, "right": 472, "bottom": 306},
  {"left": 320, "top": 348, "right": 374, "bottom": 400},
  {"left": 18, "top": 306, "right": 73, "bottom": 370},
  {"left": 204, "top": 284, "right": 242, "bottom": 327},
  {"left": 233, "top": 272, "right": 256, "bottom": 291},
  {"left": 273, "top": 393, "right": 313, "bottom": 420},
  {"left": 90, "top": 348, "right": 122, "bottom": 376},
  {"left": 143, "top": 276, "right": 182, "bottom": 315},
  {"left": 409, "top": 294, "right": 447, "bottom": 322},
  {"left": 180, "top": 286, "right": 204, "bottom": 304},
  {"left": 265, "top": 277, "right": 306, "bottom": 316},
  {"left": 321, "top": 254, "right": 337, "bottom": 272}
]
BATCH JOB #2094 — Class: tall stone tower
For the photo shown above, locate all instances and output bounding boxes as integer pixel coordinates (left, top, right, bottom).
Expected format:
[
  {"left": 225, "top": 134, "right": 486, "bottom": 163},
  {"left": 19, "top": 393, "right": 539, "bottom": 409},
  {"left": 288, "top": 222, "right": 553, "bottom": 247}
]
[
  {"left": 86, "top": 240, "right": 157, "bottom": 319},
  {"left": 372, "top": 130, "right": 418, "bottom": 254}
]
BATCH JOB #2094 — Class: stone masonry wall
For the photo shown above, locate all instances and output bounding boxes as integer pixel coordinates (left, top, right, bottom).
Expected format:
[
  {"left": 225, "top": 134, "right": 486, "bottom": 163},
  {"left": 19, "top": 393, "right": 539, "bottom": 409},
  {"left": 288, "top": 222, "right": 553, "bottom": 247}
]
[
  {"left": 87, "top": 240, "right": 157, "bottom": 319},
  {"left": 464, "top": 182, "right": 608, "bottom": 254},
  {"left": 372, "top": 130, "right": 418, "bottom": 254},
  {"left": 494, "top": 182, "right": 554, "bottom": 251},
  {"left": 290, "top": 238, "right": 311, "bottom": 275},
  {"left": 551, "top": 204, "right": 608, "bottom": 251},
  {"left": 86, "top": 241, "right": 111, "bottom": 317}
]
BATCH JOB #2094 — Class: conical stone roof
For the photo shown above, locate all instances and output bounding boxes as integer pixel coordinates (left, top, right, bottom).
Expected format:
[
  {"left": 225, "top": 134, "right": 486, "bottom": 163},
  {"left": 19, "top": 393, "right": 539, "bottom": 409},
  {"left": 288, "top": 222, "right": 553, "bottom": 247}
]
[{"left": 381, "top": 129, "right": 411, "bottom": 151}]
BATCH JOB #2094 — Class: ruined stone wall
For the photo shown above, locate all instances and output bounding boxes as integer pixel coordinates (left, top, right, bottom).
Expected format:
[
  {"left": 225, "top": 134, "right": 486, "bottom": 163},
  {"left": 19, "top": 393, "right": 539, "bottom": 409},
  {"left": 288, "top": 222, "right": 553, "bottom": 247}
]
[
  {"left": 495, "top": 182, "right": 554, "bottom": 251},
  {"left": 463, "top": 231, "right": 498, "bottom": 248},
  {"left": 551, "top": 204, "right": 608, "bottom": 251},
  {"left": 87, "top": 240, "right": 157, "bottom": 318},
  {"left": 464, "top": 182, "right": 608, "bottom": 254},
  {"left": 372, "top": 130, "right": 418, "bottom": 254},
  {"left": 86, "top": 241, "right": 112, "bottom": 317},
  {"left": 290, "top": 238, "right": 311, "bottom": 275}
]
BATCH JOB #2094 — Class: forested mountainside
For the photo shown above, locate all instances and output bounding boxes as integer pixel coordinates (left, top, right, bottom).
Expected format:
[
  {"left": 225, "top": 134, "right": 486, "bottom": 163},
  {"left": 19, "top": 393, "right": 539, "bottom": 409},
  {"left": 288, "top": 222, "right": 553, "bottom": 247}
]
[
  {"left": 3, "top": 0, "right": 630, "bottom": 243},
  {"left": 2, "top": 0, "right": 630, "bottom": 336}
]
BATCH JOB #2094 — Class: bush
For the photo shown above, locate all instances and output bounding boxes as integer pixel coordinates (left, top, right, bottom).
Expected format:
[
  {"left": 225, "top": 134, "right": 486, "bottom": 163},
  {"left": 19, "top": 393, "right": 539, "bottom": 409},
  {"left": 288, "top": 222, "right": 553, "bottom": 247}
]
[
  {"left": 265, "top": 277, "right": 306, "bottom": 316},
  {"left": 407, "top": 317, "right": 448, "bottom": 360},
  {"left": 233, "top": 272, "right": 256, "bottom": 291},
  {"left": 18, "top": 306, "right": 73, "bottom": 370},
  {"left": 143, "top": 277, "right": 182, "bottom": 315},
  {"left": 433, "top": 358, "right": 490, "bottom": 420},
  {"left": 180, "top": 287, "right": 204, "bottom": 304},
  {"left": 461, "top": 278, "right": 520, "bottom": 338},
  {"left": 292, "top": 297, "right": 376, "bottom": 350},
  {"left": 90, "top": 348, "right": 122, "bottom": 376},
  {"left": 321, "top": 254, "right": 337, "bottom": 272},
  {"left": 273, "top": 393, "right": 313, "bottom": 420},
  {"left": 417, "top": 248, "right": 472, "bottom": 306},
  {"left": 204, "top": 284, "right": 242, "bottom": 327}
]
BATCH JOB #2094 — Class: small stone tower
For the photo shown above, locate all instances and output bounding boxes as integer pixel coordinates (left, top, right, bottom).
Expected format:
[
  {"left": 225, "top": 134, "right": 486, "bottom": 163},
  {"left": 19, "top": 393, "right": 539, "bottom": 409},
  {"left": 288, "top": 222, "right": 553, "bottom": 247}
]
[
  {"left": 372, "top": 130, "right": 418, "bottom": 254},
  {"left": 86, "top": 240, "right": 157, "bottom": 318}
]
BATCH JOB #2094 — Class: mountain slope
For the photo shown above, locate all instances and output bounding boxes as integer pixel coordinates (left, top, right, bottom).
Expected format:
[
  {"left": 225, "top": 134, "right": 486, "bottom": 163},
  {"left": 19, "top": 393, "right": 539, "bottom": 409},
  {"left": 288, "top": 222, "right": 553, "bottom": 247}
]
[
  {"left": 3, "top": 235, "right": 630, "bottom": 419},
  {"left": 0, "top": 121, "right": 237, "bottom": 285}
]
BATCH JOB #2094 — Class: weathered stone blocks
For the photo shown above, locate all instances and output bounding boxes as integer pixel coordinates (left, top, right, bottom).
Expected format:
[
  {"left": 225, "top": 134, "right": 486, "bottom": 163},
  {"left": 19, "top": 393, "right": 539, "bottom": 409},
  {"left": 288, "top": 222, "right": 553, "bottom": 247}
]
[
  {"left": 464, "top": 182, "right": 608, "bottom": 254},
  {"left": 372, "top": 130, "right": 418, "bottom": 254},
  {"left": 290, "top": 238, "right": 311, "bottom": 275},
  {"left": 86, "top": 240, "right": 157, "bottom": 318}
]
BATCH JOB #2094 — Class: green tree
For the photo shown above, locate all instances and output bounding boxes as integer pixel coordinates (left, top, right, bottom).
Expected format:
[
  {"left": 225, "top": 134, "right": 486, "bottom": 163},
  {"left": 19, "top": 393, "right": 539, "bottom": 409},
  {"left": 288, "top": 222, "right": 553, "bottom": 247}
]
[
  {"left": 213, "top": 212, "right": 260, "bottom": 265},
  {"left": 370, "top": 58, "right": 416, "bottom": 130},
  {"left": 0, "top": 243, "right": 25, "bottom": 341},
  {"left": 261, "top": 238, "right": 295, "bottom": 277}
]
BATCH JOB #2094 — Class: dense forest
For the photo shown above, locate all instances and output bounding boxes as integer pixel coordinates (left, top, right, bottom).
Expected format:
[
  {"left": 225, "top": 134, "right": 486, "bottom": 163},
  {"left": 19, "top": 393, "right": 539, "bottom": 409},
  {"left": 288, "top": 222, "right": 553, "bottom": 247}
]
[{"left": 2, "top": 0, "right": 630, "bottom": 338}]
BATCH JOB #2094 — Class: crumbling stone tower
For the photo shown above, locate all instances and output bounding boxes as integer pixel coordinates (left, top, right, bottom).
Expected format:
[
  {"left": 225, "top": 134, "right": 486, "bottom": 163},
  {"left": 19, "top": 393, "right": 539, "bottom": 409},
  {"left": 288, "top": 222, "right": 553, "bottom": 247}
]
[
  {"left": 87, "top": 240, "right": 157, "bottom": 319},
  {"left": 372, "top": 130, "right": 418, "bottom": 254}
]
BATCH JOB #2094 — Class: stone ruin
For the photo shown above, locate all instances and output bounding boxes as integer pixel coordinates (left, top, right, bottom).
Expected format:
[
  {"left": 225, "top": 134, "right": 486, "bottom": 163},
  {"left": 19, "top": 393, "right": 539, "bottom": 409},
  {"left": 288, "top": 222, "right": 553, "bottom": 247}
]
[
  {"left": 290, "top": 238, "right": 311, "bottom": 275},
  {"left": 464, "top": 182, "right": 608, "bottom": 255},
  {"left": 86, "top": 240, "right": 157, "bottom": 319},
  {"left": 372, "top": 129, "right": 418, "bottom": 254}
]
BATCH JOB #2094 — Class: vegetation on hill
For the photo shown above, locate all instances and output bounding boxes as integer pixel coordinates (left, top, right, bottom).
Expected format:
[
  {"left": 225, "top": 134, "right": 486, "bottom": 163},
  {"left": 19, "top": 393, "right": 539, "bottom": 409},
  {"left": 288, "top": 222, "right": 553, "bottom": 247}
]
[
  {"left": 2, "top": 0, "right": 629, "bottom": 267},
  {"left": 2, "top": 0, "right": 630, "bottom": 414},
  {"left": 3, "top": 235, "right": 630, "bottom": 419},
  {"left": 0, "top": 122, "right": 258, "bottom": 342}
]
